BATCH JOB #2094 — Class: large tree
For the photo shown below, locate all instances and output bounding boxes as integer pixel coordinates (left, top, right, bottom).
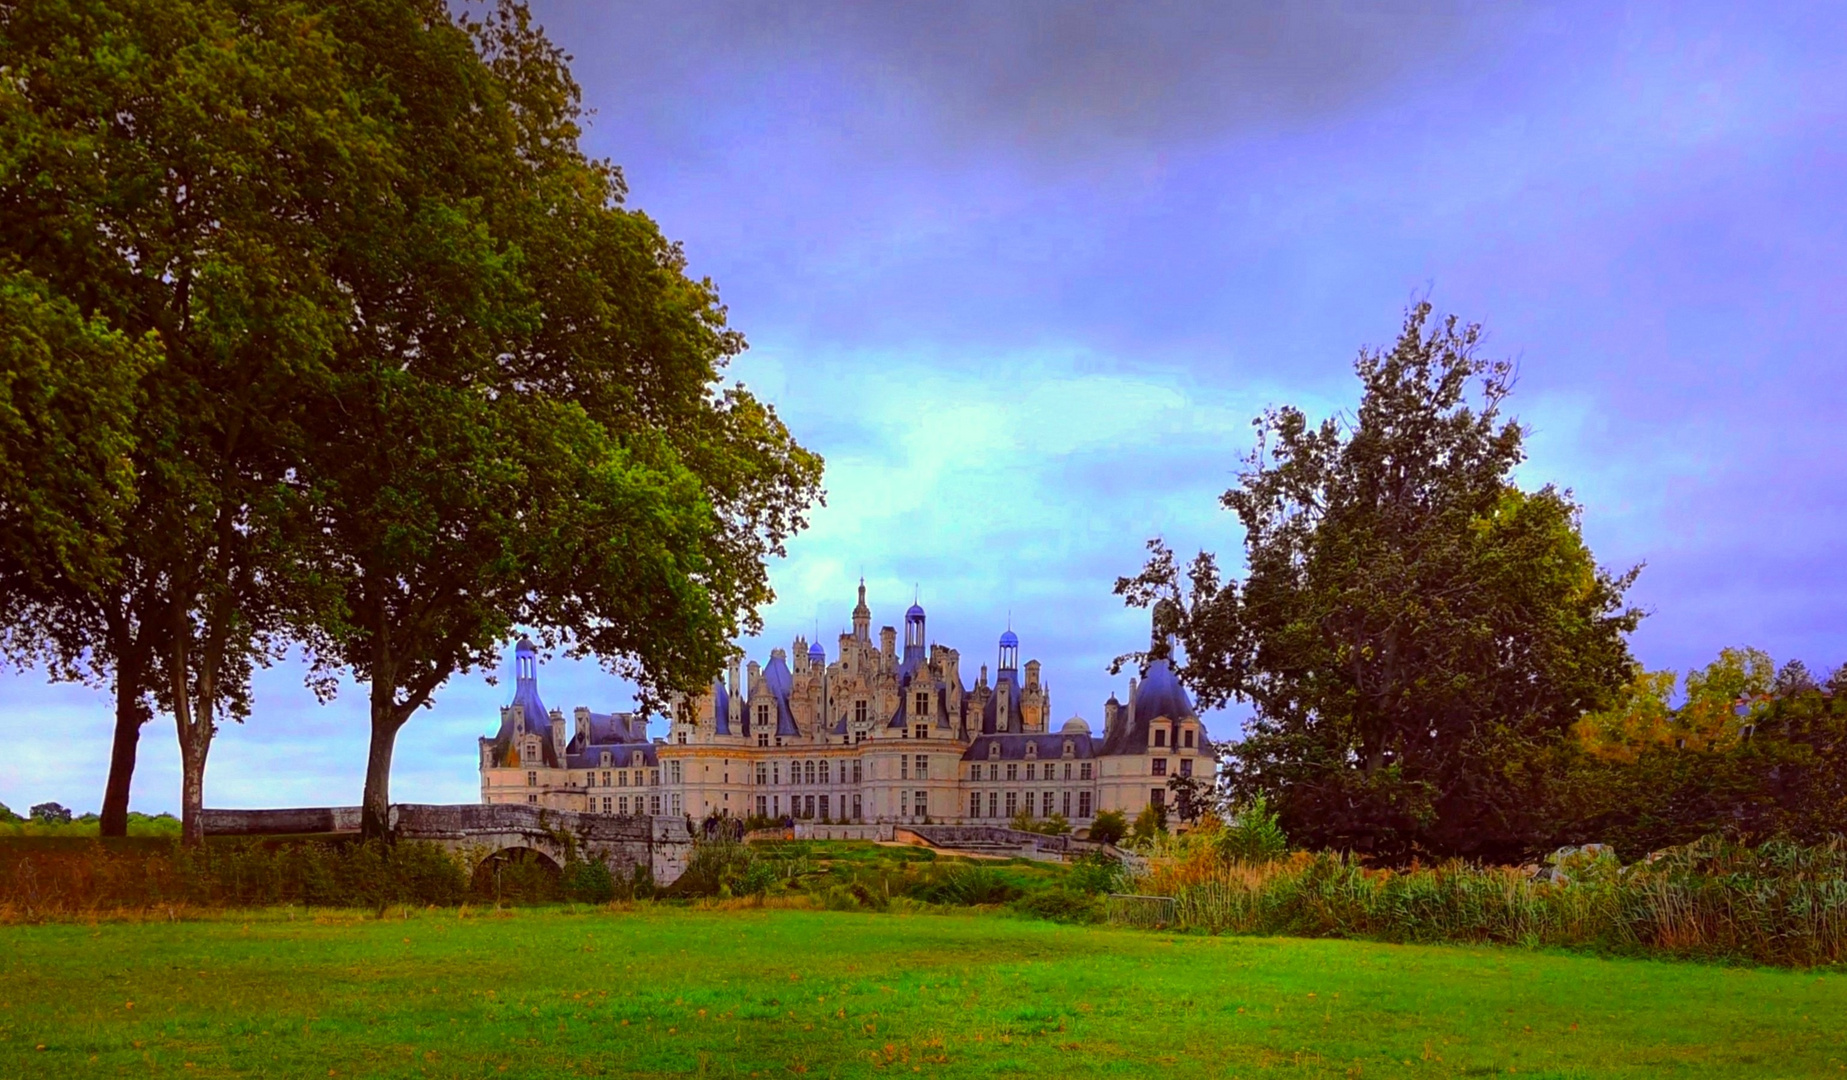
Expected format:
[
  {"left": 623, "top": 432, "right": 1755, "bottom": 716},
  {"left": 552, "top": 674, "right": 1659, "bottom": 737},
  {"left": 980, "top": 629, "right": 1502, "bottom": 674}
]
[
  {"left": 288, "top": 2, "right": 823, "bottom": 838},
  {"left": 0, "top": 0, "right": 390, "bottom": 841},
  {"left": 1117, "top": 304, "right": 1641, "bottom": 861}
]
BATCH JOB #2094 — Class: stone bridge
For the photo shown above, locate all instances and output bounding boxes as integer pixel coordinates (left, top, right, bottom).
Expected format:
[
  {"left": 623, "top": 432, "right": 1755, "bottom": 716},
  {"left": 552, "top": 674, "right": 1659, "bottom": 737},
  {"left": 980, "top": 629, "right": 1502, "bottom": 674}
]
[{"left": 201, "top": 803, "right": 693, "bottom": 886}]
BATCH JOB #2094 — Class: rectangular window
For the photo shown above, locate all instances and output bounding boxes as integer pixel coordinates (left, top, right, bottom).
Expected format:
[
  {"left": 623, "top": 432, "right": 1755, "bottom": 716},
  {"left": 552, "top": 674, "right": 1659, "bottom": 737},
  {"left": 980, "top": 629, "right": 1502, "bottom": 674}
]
[
  {"left": 602, "top": 797, "right": 612, "bottom": 813},
  {"left": 853, "top": 760, "right": 863, "bottom": 784},
  {"left": 650, "top": 794, "right": 661, "bottom": 815},
  {"left": 758, "top": 732, "right": 769, "bottom": 747},
  {"left": 1155, "top": 728, "right": 1167, "bottom": 747},
  {"left": 756, "top": 763, "right": 768, "bottom": 785},
  {"left": 913, "top": 790, "right": 928, "bottom": 817},
  {"left": 651, "top": 769, "right": 660, "bottom": 786},
  {"left": 1006, "top": 763, "right": 1018, "bottom": 781},
  {"left": 1025, "top": 762, "right": 1036, "bottom": 781},
  {"left": 618, "top": 770, "right": 628, "bottom": 787},
  {"left": 988, "top": 791, "right": 998, "bottom": 817},
  {"left": 1062, "top": 790, "right": 1072, "bottom": 817},
  {"left": 970, "top": 792, "right": 981, "bottom": 818},
  {"left": 527, "top": 772, "right": 537, "bottom": 787},
  {"left": 619, "top": 796, "right": 629, "bottom": 815},
  {"left": 1180, "top": 758, "right": 1194, "bottom": 778},
  {"left": 1079, "top": 791, "right": 1092, "bottom": 818},
  {"left": 916, "top": 692, "right": 929, "bottom": 717},
  {"left": 1044, "top": 791, "right": 1054, "bottom": 816},
  {"left": 805, "top": 795, "right": 816, "bottom": 819},
  {"left": 1080, "top": 762, "right": 1093, "bottom": 780},
  {"left": 1151, "top": 788, "right": 1166, "bottom": 809},
  {"left": 914, "top": 724, "right": 928, "bottom": 740},
  {"left": 670, "top": 761, "right": 682, "bottom": 784},
  {"left": 773, "top": 762, "right": 781, "bottom": 785},
  {"left": 853, "top": 793, "right": 862, "bottom": 819},
  {"left": 528, "top": 794, "right": 537, "bottom": 804},
  {"left": 757, "top": 795, "right": 768, "bottom": 817},
  {"left": 900, "top": 756, "right": 909, "bottom": 780},
  {"left": 989, "top": 763, "right": 999, "bottom": 781},
  {"left": 671, "top": 793, "right": 682, "bottom": 815},
  {"left": 1063, "top": 763, "right": 1073, "bottom": 780},
  {"left": 1152, "top": 758, "right": 1168, "bottom": 777},
  {"left": 1005, "top": 791, "right": 1018, "bottom": 817},
  {"left": 914, "top": 754, "right": 927, "bottom": 779},
  {"left": 1183, "top": 729, "right": 1194, "bottom": 748},
  {"left": 1024, "top": 791, "right": 1035, "bottom": 817},
  {"left": 757, "top": 704, "right": 769, "bottom": 729},
  {"left": 820, "top": 795, "right": 830, "bottom": 820},
  {"left": 771, "top": 794, "right": 779, "bottom": 817},
  {"left": 855, "top": 700, "right": 867, "bottom": 724}
]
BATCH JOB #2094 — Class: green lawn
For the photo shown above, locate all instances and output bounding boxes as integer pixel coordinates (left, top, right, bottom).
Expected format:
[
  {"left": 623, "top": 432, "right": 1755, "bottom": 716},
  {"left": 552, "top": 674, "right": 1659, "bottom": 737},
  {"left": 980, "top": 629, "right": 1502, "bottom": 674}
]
[{"left": 3, "top": 906, "right": 1843, "bottom": 1078}]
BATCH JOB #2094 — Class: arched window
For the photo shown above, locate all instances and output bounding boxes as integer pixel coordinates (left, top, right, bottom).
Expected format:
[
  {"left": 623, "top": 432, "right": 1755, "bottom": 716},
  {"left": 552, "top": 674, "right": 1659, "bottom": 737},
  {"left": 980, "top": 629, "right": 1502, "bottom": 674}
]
[
  {"left": 819, "top": 759, "right": 831, "bottom": 784},
  {"left": 1024, "top": 742, "right": 1037, "bottom": 759},
  {"left": 988, "top": 743, "right": 1001, "bottom": 759}
]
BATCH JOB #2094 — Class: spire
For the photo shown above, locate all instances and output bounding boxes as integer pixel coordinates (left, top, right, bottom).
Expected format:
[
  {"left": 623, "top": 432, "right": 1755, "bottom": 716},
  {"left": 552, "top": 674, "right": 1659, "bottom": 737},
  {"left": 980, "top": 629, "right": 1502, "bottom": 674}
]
[{"left": 852, "top": 577, "right": 871, "bottom": 641}]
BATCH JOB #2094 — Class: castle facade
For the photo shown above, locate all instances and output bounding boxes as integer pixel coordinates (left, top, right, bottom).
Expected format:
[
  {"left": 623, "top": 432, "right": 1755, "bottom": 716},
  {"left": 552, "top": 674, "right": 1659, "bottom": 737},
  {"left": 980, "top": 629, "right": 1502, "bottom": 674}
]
[{"left": 479, "top": 582, "right": 1211, "bottom": 829}]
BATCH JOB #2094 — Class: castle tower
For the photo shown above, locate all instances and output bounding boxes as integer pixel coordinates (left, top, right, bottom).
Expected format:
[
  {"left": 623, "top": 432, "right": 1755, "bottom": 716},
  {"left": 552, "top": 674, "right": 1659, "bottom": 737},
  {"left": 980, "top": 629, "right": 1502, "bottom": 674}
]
[{"left": 852, "top": 578, "right": 871, "bottom": 642}]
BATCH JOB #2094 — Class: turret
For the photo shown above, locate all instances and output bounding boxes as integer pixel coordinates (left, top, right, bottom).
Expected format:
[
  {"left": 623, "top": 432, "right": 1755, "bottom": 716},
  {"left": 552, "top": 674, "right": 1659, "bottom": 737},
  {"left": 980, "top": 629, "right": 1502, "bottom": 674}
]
[
  {"left": 880, "top": 626, "right": 896, "bottom": 660},
  {"left": 852, "top": 578, "right": 871, "bottom": 641},
  {"left": 1024, "top": 658, "right": 1040, "bottom": 690}
]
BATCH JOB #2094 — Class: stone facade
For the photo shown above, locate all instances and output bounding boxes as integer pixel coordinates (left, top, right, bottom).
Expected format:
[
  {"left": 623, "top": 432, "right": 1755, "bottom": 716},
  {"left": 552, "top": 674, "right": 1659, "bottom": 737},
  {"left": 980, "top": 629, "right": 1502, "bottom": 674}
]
[{"left": 480, "top": 582, "right": 1213, "bottom": 829}]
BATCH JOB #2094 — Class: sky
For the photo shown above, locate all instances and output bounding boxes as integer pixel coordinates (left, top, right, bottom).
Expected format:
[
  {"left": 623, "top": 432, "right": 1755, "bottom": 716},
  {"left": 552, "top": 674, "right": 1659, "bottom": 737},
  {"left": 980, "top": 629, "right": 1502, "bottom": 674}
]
[{"left": 5, "top": 0, "right": 1846, "bottom": 815}]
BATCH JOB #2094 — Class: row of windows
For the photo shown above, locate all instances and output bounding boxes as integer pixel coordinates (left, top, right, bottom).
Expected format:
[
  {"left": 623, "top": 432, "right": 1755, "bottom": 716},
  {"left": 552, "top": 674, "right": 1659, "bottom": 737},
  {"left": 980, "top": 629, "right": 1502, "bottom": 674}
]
[
  {"left": 582, "top": 768, "right": 659, "bottom": 789},
  {"left": 1154, "top": 727, "right": 1197, "bottom": 749},
  {"left": 756, "top": 792, "right": 865, "bottom": 820},
  {"left": 970, "top": 761, "right": 1093, "bottom": 782},
  {"left": 1150, "top": 758, "right": 1193, "bottom": 778},
  {"left": 968, "top": 789, "right": 1095, "bottom": 819},
  {"left": 751, "top": 759, "right": 869, "bottom": 785},
  {"left": 591, "top": 794, "right": 662, "bottom": 816}
]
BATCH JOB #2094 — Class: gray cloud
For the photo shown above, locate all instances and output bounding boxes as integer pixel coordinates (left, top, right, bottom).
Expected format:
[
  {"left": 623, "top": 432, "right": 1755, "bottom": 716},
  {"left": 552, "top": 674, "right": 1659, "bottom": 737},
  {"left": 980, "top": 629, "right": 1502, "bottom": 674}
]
[{"left": 541, "top": 0, "right": 1518, "bottom": 163}]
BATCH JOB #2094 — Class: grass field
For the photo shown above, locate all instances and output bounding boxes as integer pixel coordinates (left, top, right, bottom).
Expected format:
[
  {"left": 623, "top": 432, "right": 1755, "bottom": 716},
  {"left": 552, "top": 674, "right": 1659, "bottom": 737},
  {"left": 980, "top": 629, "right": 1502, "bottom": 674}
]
[{"left": 4, "top": 907, "right": 1844, "bottom": 1078}]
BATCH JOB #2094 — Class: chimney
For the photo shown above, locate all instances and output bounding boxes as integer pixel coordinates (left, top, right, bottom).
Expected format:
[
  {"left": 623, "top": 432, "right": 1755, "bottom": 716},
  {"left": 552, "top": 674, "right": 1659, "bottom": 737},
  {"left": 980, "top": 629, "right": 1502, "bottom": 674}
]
[
  {"left": 880, "top": 626, "right": 896, "bottom": 658},
  {"left": 1025, "top": 659, "right": 1041, "bottom": 689}
]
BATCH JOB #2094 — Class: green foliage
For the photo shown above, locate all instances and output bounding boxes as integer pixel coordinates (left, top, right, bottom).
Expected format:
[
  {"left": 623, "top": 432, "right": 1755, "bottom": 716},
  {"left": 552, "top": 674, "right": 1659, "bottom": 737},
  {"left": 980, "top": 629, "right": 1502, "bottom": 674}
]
[
  {"left": 1129, "top": 804, "right": 1167, "bottom": 846},
  {"left": 1008, "top": 811, "right": 1071, "bottom": 835},
  {"left": 0, "top": 838, "right": 467, "bottom": 914},
  {"left": 563, "top": 859, "right": 618, "bottom": 904},
  {"left": 1138, "top": 834, "right": 1847, "bottom": 967},
  {"left": 1012, "top": 886, "right": 1103, "bottom": 924},
  {"left": 1064, "top": 852, "right": 1128, "bottom": 895},
  {"left": 907, "top": 866, "right": 1022, "bottom": 906},
  {"left": 1117, "top": 303, "right": 1641, "bottom": 863},
  {"left": 1087, "top": 809, "right": 1128, "bottom": 846},
  {"left": 1214, "top": 795, "right": 1289, "bottom": 864},
  {"left": 1562, "top": 666, "right": 1847, "bottom": 857},
  {"left": 0, "top": 804, "right": 18, "bottom": 824}
]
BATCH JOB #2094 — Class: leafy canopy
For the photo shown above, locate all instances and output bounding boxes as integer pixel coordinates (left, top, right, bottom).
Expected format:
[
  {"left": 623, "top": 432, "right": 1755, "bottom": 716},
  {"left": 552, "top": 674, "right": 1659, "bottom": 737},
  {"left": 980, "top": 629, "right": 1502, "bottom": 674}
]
[{"left": 1118, "top": 304, "right": 1641, "bottom": 862}]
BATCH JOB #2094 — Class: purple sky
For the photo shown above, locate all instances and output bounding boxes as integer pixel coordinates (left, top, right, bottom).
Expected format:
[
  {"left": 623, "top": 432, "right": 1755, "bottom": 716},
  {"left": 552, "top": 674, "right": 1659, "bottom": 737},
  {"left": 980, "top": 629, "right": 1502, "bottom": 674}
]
[{"left": 5, "top": 1, "right": 1845, "bottom": 815}]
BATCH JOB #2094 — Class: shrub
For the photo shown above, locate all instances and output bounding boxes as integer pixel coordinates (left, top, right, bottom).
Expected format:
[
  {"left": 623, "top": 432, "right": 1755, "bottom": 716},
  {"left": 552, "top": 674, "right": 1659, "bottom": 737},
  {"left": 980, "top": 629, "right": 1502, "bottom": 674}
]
[
  {"left": 30, "top": 802, "right": 72, "bottom": 825},
  {"left": 1014, "top": 886, "right": 1103, "bottom": 923},
  {"left": 738, "top": 860, "right": 780, "bottom": 898},
  {"left": 909, "top": 866, "right": 1021, "bottom": 906},
  {"left": 1214, "top": 795, "right": 1289, "bottom": 864},
  {"left": 1129, "top": 804, "right": 1167, "bottom": 846},
  {"left": 1065, "top": 852, "right": 1127, "bottom": 895},
  {"left": 563, "top": 858, "right": 618, "bottom": 904},
  {"left": 1088, "top": 810, "right": 1128, "bottom": 846}
]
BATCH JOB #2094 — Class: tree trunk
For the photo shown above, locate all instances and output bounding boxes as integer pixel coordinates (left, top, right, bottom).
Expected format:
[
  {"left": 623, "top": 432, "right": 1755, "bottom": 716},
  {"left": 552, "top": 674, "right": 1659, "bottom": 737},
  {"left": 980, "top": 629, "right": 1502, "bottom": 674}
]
[
  {"left": 170, "top": 612, "right": 218, "bottom": 849},
  {"left": 99, "top": 630, "right": 150, "bottom": 838},
  {"left": 361, "top": 687, "right": 407, "bottom": 841}
]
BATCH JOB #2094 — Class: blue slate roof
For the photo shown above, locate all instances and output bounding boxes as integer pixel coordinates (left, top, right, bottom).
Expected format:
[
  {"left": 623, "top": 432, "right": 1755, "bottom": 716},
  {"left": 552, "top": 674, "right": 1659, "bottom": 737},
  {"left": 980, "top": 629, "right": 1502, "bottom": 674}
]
[
  {"left": 960, "top": 732, "right": 1097, "bottom": 762},
  {"left": 980, "top": 672, "right": 1023, "bottom": 734},
  {"left": 490, "top": 637, "right": 562, "bottom": 767},
  {"left": 565, "top": 742, "right": 659, "bottom": 770},
  {"left": 712, "top": 679, "right": 732, "bottom": 736},
  {"left": 762, "top": 654, "right": 802, "bottom": 737},
  {"left": 1101, "top": 658, "right": 1207, "bottom": 755}
]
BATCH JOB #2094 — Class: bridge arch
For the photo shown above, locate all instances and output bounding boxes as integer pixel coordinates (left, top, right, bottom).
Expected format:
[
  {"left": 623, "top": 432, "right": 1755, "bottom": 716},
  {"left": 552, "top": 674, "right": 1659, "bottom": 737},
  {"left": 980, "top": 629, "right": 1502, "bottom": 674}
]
[{"left": 472, "top": 845, "right": 564, "bottom": 902}]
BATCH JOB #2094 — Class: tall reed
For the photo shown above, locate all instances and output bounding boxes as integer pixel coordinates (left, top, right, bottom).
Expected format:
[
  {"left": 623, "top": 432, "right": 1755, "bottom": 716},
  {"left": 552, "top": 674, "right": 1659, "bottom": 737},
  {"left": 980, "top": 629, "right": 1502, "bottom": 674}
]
[{"left": 1131, "top": 835, "right": 1847, "bottom": 967}]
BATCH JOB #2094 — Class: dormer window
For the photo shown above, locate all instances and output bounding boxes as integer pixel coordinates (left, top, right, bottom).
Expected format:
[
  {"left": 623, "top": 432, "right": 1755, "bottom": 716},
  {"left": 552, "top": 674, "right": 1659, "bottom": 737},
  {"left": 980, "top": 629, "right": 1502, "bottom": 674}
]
[
  {"left": 1063, "top": 740, "right": 1074, "bottom": 758},
  {"left": 1183, "top": 729, "right": 1195, "bottom": 749},
  {"left": 988, "top": 743, "right": 1000, "bottom": 759},
  {"left": 756, "top": 704, "right": 770, "bottom": 729},
  {"left": 1024, "top": 742, "right": 1037, "bottom": 759},
  {"left": 1155, "top": 729, "right": 1167, "bottom": 747},
  {"left": 855, "top": 700, "right": 867, "bottom": 724},
  {"left": 601, "top": 751, "right": 612, "bottom": 767}
]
